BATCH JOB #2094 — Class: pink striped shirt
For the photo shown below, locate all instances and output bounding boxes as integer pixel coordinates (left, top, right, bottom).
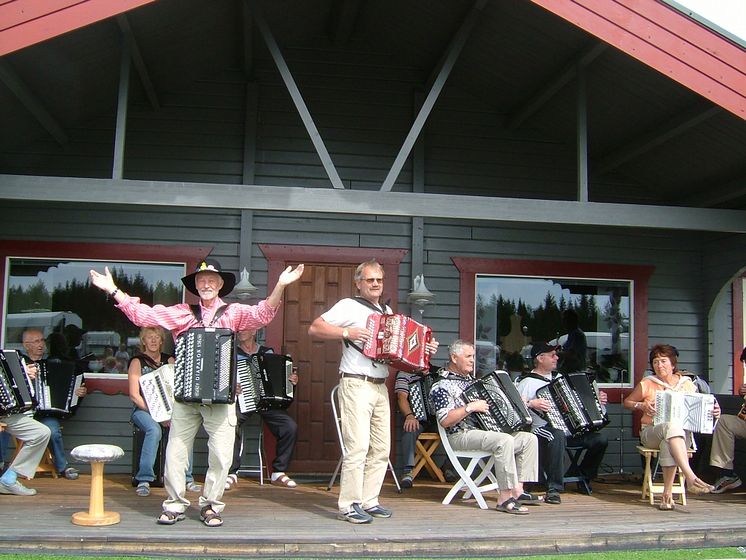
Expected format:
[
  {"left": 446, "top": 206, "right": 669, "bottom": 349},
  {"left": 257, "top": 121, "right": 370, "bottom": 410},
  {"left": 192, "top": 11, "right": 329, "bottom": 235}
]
[{"left": 116, "top": 295, "right": 279, "bottom": 340}]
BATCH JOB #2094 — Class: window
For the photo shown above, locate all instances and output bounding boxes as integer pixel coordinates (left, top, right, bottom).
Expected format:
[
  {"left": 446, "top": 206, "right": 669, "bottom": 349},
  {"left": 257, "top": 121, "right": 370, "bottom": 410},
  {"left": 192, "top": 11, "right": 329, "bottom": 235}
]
[
  {"left": 0, "top": 240, "right": 211, "bottom": 375},
  {"left": 475, "top": 275, "right": 631, "bottom": 384},
  {"left": 452, "top": 257, "right": 654, "bottom": 392}
]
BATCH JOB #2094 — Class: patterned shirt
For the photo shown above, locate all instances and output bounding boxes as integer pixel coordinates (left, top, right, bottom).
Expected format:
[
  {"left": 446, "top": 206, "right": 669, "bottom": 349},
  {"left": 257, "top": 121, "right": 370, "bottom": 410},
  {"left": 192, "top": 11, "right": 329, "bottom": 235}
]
[
  {"left": 429, "top": 369, "right": 480, "bottom": 435},
  {"left": 116, "top": 296, "right": 278, "bottom": 340}
]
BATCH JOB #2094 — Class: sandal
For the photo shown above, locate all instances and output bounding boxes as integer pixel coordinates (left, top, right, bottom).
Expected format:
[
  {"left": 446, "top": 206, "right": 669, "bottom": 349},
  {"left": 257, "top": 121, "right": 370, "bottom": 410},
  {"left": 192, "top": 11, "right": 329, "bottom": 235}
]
[
  {"left": 156, "top": 510, "right": 185, "bottom": 525},
  {"left": 517, "top": 491, "right": 543, "bottom": 505},
  {"left": 200, "top": 505, "right": 224, "bottom": 527},
  {"left": 659, "top": 495, "right": 675, "bottom": 511},
  {"left": 225, "top": 473, "right": 238, "bottom": 491},
  {"left": 270, "top": 473, "right": 297, "bottom": 488},
  {"left": 495, "top": 497, "right": 529, "bottom": 515},
  {"left": 687, "top": 478, "right": 714, "bottom": 495}
]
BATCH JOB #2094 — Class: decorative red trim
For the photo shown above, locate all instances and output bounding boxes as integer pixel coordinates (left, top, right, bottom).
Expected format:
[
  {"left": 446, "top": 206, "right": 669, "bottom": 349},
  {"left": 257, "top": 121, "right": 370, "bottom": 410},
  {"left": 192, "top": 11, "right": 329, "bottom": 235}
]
[
  {"left": 258, "top": 244, "right": 409, "bottom": 465},
  {"left": 528, "top": 0, "right": 746, "bottom": 120},
  {"left": 451, "top": 256, "right": 655, "bottom": 405},
  {"left": 0, "top": 0, "right": 158, "bottom": 56},
  {"left": 734, "top": 274, "right": 745, "bottom": 393},
  {"left": 0, "top": 239, "right": 213, "bottom": 394}
]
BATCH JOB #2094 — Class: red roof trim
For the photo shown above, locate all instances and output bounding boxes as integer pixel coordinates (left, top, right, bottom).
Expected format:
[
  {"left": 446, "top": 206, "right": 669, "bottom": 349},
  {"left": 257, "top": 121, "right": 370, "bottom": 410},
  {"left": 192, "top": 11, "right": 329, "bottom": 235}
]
[
  {"left": 528, "top": 0, "right": 746, "bottom": 120},
  {"left": 0, "top": 0, "right": 157, "bottom": 56}
]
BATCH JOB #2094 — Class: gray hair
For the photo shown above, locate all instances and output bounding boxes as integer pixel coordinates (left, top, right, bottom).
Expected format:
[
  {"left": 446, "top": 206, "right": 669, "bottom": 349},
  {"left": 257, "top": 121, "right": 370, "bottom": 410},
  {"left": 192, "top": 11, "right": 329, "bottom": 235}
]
[
  {"left": 354, "top": 260, "right": 384, "bottom": 282},
  {"left": 448, "top": 339, "right": 474, "bottom": 358}
]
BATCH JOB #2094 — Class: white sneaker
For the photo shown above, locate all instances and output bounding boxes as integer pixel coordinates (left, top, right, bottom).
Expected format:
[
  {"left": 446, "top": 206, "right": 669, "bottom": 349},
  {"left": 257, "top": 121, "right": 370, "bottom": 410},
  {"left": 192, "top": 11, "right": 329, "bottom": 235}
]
[{"left": 186, "top": 481, "right": 202, "bottom": 492}]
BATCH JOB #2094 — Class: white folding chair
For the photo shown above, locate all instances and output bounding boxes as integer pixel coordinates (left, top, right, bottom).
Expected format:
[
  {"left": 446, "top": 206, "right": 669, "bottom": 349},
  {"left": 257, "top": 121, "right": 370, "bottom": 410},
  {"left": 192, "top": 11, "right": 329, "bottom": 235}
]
[
  {"left": 326, "top": 384, "right": 401, "bottom": 492},
  {"left": 436, "top": 422, "right": 499, "bottom": 509}
]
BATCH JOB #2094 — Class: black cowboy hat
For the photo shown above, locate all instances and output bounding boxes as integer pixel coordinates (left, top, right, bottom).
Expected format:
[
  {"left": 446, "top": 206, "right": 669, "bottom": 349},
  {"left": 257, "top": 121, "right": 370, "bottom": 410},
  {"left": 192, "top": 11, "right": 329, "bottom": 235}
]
[{"left": 181, "top": 258, "right": 236, "bottom": 298}]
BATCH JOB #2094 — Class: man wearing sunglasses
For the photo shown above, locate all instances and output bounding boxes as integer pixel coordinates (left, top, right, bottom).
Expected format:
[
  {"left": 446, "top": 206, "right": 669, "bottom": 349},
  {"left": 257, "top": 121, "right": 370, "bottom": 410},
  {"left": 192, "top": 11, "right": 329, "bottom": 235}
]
[{"left": 309, "top": 260, "right": 438, "bottom": 523}]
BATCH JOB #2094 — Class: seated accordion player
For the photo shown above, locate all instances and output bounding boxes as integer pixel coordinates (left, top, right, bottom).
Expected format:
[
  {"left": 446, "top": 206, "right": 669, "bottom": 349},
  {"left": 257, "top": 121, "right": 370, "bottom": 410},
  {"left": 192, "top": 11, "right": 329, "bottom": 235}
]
[
  {"left": 34, "top": 359, "right": 84, "bottom": 418},
  {"left": 535, "top": 372, "right": 609, "bottom": 436},
  {"left": 654, "top": 390, "right": 716, "bottom": 434},
  {"left": 139, "top": 364, "right": 175, "bottom": 423},
  {"left": 0, "top": 349, "right": 34, "bottom": 415},
  {"left": 461, "top": 370, "right": 532, "bottom": 433},
  {"left": 237, "top": 352, "right": 294, "bottom": 414},
  {"left": 362, "top": 313, "right": 432, "bottom": 373},
  {"left": 174, "top": 328, "right": 236, "bottom": 404}
]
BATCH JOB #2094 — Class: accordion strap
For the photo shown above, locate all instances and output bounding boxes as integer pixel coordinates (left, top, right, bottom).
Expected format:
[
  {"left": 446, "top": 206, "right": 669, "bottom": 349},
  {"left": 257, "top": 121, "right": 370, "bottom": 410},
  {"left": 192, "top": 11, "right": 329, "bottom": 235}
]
[
  {"left": 516, "top": 371, "right": 556, "bottom": 385},
  {"left": 189, "top": 304, "right": 231, "bottom": 327}
]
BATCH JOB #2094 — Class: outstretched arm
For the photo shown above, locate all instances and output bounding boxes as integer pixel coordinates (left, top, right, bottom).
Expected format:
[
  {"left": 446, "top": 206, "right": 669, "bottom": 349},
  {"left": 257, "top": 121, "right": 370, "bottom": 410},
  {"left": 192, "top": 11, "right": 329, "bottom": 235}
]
[
  {"left": 266, "top": 264, "right": 304, "bottom": 309},
  {"left": 89, "top": 266, "right": 126, "bottom": 304}
]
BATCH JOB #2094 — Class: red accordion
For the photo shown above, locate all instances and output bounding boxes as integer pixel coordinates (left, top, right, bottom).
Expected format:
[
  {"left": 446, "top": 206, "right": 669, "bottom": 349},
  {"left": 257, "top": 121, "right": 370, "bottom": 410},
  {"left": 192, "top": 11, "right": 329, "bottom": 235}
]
[{"left": 363, "top": 314, "right": 432, "bottom": 373}]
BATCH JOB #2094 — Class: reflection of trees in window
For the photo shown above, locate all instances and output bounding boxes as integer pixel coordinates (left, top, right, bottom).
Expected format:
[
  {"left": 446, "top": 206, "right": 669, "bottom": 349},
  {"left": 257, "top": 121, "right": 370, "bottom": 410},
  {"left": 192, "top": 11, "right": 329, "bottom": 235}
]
[{"left": 476, "top": 277, "right": 630, "bottom": 383}]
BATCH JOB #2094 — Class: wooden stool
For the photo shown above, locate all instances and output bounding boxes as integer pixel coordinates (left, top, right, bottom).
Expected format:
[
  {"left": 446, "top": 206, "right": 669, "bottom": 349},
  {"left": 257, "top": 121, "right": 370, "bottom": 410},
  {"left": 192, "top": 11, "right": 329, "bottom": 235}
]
[
  {"left": 71, "top": 444, "right": 124, "bottom": 526},
  {"left": 637, "top": 445, "right": 694, "bottom": 505},
  {"left": 10, "top": 436, "right": 58, "bottom": 478},
  {"left": 412, "top": 432, "right": 445, "bottom": 482}
]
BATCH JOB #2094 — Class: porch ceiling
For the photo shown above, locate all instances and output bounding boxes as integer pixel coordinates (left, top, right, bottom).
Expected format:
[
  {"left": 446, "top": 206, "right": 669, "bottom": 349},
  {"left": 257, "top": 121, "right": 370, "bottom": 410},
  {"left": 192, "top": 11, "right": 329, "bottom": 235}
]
[{"left": 0, "top": 0, "right": 745, "bottom": 211}]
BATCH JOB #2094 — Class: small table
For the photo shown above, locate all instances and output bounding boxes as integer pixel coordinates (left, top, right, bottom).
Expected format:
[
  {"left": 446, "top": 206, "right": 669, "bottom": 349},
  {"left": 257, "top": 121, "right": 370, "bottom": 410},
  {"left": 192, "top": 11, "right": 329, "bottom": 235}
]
[{"left": 411, "top": 432, "right": 445, "bottom": 482}]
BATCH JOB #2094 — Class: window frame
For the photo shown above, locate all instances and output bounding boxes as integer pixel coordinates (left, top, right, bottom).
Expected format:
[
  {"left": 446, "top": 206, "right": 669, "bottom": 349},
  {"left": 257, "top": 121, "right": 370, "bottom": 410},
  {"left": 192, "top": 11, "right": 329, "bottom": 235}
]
[{"left": 452, "top": 257, "right": 654, "bottom": 403}]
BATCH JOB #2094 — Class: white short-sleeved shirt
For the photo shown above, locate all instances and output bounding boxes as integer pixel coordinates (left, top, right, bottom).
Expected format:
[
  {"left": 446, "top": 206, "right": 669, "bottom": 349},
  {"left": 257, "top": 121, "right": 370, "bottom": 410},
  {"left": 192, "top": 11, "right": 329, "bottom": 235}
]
[
  {"left": 516, "top": 373, "right": 552, "bottom": 428},
  {"left": 320, "top": 297, "right": 391, "bottom": 378}
]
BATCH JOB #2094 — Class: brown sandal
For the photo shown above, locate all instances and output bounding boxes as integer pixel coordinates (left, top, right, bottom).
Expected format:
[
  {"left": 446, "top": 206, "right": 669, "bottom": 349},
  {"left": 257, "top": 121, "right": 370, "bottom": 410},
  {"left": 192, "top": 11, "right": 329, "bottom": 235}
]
[{"left": 200, "top": 505, "right": 223, "bottom": 527}]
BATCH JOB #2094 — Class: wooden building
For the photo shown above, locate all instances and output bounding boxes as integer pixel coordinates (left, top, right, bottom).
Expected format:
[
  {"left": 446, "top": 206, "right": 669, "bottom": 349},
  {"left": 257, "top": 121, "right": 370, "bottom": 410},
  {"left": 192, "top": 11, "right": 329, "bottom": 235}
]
[{"left": 1, "top": 0, "right": 745, "bottom": 477}]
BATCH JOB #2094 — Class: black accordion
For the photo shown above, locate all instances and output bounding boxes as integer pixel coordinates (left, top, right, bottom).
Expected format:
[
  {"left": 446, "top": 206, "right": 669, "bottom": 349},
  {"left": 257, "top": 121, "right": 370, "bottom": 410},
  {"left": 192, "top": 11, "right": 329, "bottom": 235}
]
[
  {"left": 535, "top": 372, "right": 609, "bottom": 436},
  {"left": 174, "top": 328, "right": 236, "bottom": 404},
  {"left": 236, "top": 352, "right": 294, "bottom": 413},
  {"left": 461, "top": 370, "right": 532, "bottom": 433},
  {"left": 408, "top": 374, "right": 437, "bottom": 423},
  {"left": 0, "top": 349, "right": 34, "bottom": 415},
  {"left": 34, "top": 360, "right": 84, "bottom": 418}
]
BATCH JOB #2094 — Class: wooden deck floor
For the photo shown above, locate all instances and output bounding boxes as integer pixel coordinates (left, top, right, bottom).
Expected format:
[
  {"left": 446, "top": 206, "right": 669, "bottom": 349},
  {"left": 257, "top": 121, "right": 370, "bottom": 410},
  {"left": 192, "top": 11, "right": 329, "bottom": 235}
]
[{"left": 1, "top": 472, "right": 746, "bottom": 558}]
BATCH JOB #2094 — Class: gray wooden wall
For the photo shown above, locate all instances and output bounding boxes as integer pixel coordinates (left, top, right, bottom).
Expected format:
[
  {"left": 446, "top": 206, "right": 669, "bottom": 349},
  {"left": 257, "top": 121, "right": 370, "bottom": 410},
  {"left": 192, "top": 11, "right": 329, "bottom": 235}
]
[{"left": 2, "top": 47, "right": 745, "bottom": 477}]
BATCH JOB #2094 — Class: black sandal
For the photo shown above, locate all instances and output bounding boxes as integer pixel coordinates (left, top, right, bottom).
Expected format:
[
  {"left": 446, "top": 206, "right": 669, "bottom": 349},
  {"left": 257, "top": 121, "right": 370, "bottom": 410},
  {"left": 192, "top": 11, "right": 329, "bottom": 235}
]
[
  {"left": 200, "top": 505, "right": 224, "bottom": 527},
  {"left": 495, "top": 497, "right": 529, "bottom": 515},
  {"left": 156, "top": 510, "right": 185, "bottom": 525}
]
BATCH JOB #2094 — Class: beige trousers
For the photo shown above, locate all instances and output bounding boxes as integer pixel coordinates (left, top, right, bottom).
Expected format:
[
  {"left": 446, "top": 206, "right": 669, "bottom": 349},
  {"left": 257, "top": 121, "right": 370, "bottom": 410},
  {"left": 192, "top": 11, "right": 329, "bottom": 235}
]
[
  {"left": 162, "top": 401, "right": 236, "bottom": 514},
  {"left": 640, "top": 422, "right": 690, "bottom": 468},
  {"left": 337, "top": 376, "right": 390, "bottom": 512},
  {"left": 710, "top": 414, "right": 746, "bottom": 471},
  {"left": 449, "top": 429, "right": 539, "bottom": 489}
]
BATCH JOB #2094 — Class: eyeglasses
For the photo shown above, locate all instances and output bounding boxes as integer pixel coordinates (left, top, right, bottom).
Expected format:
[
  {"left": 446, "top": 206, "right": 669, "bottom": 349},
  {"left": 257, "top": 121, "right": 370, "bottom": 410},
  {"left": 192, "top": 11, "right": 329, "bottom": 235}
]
[{"left": 361, "top": 277, "right": 384, "bottom": 284}]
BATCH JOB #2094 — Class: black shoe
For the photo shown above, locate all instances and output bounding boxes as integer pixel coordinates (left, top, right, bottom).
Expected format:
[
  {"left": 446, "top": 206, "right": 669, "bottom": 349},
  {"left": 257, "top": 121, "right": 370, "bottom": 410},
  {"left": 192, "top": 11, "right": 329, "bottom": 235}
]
[
  {"left": 61, "top": 467, "right": 79, "bottom": 480},
  {"left": 443, "top": 468, "right": 459, "bottom": 483},
  {"left": 400, "top": 473, "right": 413, "bottom": 489},
  {"left": 545, "top": 491, "right": 561, "bottom": 505}
]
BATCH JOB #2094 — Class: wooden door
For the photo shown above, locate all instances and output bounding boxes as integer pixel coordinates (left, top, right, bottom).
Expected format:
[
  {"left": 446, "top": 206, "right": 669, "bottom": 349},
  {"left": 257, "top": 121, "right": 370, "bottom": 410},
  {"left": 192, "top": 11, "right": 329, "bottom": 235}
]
[{"left": 282, "top": 263, "right": 357, "bottom": 473}]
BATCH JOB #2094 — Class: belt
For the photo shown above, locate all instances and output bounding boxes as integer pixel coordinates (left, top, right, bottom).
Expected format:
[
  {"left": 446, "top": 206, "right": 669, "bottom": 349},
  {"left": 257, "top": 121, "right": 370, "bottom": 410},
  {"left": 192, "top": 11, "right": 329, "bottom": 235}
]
[{"left": 340, "top": 372, "right": 386, "bottom": 385}]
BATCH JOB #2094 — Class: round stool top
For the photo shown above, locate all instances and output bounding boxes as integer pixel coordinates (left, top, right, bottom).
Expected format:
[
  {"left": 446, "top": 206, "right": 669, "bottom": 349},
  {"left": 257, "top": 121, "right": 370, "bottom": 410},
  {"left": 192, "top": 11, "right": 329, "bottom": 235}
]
[{"left": 71, "top": 444, "right": 124, "bottom": 463}]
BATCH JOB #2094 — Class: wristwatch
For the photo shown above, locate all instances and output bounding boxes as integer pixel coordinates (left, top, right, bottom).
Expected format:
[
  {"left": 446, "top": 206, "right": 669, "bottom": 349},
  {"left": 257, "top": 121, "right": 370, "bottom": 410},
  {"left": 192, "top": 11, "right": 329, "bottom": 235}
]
[
  {"left": 465, "top": 404, "right": 472, "bottom": 414},
  {"left": 342, "top": 328, "right": 349, "bottom": 340}
]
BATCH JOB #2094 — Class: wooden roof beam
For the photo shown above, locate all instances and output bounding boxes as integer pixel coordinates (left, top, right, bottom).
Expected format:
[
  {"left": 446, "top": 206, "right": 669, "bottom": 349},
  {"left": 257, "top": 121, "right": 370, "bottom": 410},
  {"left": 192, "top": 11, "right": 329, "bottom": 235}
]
[
  {"left": 116, "top": 14, "right": 159, "bottom": 111},
  {"left": 4, "top": 174, "right": 746, "bottom": 234},
  {"left": 0, "top": 58, "right": 67, "bottom": 146},
  {"left": 594, "top": 102, "right": 721, "bottom": 175},
  {"left": 246, "top": 0, "right": 345, "bottom": 190},
  {"left": 506, "top": 42, "right": 607, "bottom": 130},
  {"left": 380, "top": 0, "right": 487, "bottom": 192},
  {"left": 328, "top": 0, "right": 364, "bottom": 47}
]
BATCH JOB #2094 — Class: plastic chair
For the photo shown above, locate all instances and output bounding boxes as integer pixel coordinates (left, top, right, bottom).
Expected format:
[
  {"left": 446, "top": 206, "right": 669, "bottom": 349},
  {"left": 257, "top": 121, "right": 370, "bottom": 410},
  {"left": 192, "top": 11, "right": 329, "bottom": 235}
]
[
  {"left": 326, "top": 384, "right": 401, "bottom": 492},
  {"left": 436, "top": 421, "right": 499, "bottom": 509}
]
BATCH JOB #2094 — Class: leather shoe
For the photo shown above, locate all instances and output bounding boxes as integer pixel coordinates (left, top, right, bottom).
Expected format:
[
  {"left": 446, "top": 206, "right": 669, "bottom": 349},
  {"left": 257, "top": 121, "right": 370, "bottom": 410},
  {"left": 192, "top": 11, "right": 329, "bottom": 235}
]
[{"left": 0, "top": 480, "right": 37, "bottom": 496}]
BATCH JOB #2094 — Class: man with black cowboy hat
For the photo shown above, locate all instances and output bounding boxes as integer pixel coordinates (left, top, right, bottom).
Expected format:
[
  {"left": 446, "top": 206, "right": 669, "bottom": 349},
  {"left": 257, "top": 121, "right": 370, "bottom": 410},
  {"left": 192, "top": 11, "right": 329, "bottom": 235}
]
[
  {"left": 89, "top": 258, "right": 304, "bottom": 527},
  {"left": 516, "top": 342, "right": 608, "bottom": 505}
]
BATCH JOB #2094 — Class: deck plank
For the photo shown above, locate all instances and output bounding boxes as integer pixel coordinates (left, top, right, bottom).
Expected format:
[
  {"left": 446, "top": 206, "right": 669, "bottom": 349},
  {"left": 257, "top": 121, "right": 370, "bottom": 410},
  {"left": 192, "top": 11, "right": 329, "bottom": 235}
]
[{"left": 1, "top": 473, "right": 745, "bottom": 557}]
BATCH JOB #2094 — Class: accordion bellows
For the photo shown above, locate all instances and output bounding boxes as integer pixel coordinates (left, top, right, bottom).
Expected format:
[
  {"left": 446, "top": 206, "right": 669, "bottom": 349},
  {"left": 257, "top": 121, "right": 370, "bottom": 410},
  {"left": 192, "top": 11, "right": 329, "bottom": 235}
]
[
  {"left": 35, "top": 360, "right": 84, "bottom": 418},
  {"left": 462, "top": 370, "right": 532, "bottom": 433},
  {"left": 236, "top": 353, "right": 294, "bottom": 414},
  {"left": 363, "top": 313, "right": 432, "bottom": 373},
  {"left": 139, "top": 364, "right": 175, "bottom": 422},
  {"left": 654, "top": 390, "right": 715, "bottom": 434},
  {"left": 536, "top": 372, "right": 609, "bottom": 436},
  {"left": 174, "top": 328, "right": 236, "bottom": 404},
  {"left": 0, "top": 349, "right": 34, "bottom": 414}
]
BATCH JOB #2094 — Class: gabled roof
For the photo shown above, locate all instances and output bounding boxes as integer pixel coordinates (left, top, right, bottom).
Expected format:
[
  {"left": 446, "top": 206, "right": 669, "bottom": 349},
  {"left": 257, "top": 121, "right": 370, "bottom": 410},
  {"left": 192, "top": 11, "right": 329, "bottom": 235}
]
[
  {"left": 529, "top": 0, "right": 746, "bottom": 120},
  {"left": 0, "top": 0, "right": 157, "bottom": 57}
]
